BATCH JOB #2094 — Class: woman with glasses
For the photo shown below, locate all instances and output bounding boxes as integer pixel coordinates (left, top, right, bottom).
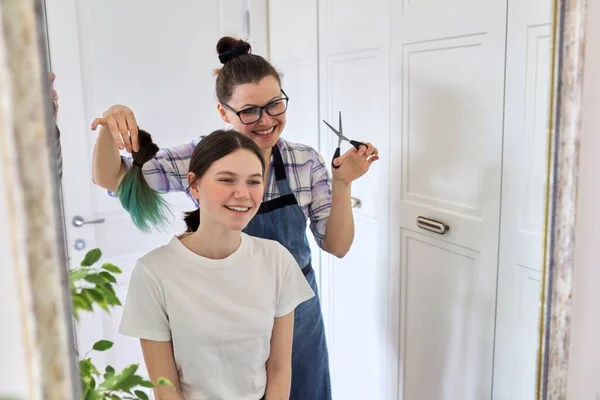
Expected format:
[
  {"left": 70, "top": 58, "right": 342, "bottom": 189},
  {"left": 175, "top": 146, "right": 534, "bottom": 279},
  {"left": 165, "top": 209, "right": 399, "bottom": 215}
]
[{"left": 90, "top": 36, "right": 379, "bottom": 400}]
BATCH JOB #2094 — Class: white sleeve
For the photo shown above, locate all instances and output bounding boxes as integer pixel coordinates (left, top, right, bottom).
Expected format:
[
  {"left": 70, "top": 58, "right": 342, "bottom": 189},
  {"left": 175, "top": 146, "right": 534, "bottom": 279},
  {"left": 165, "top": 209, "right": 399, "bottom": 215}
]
[
  {"left": 118, "top": 261, "right": 171, "bottom": 341},
  {"left": 275, "top": 248, "right": 316, "bottom": 318}
]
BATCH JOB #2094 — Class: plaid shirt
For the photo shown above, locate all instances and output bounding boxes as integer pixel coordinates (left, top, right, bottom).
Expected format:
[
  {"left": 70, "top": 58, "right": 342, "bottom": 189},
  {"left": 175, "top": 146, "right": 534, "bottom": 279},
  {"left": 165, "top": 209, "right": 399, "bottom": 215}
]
[{"left": 119, "top": 137, "right": 333, "bottom": 247}]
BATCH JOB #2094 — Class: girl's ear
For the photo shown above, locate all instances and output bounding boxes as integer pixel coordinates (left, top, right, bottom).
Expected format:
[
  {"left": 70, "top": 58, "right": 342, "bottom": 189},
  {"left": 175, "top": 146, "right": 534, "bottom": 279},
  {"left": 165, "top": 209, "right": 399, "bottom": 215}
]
[
  {"left": 188, "top": 172, "right": 200, "bottom": 200},
  {"left": 216, "top": 103, "right": 231, "bottom": 124}
]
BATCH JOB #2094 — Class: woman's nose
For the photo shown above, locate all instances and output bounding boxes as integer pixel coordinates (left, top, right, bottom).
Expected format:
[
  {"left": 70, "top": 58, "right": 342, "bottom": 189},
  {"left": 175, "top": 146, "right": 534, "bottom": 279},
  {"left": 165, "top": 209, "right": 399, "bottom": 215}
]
[{"left": 258, "top": 111, "right": 274, "bottom": 126}]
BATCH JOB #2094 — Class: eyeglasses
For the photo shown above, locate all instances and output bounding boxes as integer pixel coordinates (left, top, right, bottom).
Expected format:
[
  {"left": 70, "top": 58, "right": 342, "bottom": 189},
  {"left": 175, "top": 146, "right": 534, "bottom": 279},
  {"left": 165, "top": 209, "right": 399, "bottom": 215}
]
[{"left": 223, "top": 90, "right": 289, "bottom": 125}]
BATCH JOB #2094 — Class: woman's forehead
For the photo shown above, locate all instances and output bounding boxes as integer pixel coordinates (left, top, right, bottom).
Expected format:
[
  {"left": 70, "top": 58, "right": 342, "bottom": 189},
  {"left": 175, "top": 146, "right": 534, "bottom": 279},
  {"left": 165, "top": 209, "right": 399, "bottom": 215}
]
[{"left": 229, "top": 76, "right": 281, "bottom": 106}]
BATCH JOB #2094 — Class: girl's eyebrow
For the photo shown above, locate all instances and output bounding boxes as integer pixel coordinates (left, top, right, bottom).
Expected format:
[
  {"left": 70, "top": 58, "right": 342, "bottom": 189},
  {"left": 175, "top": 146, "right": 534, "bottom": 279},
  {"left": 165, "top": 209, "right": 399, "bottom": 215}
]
[{"left": 216, "top": 171, "right": 263, "bottom": 178}]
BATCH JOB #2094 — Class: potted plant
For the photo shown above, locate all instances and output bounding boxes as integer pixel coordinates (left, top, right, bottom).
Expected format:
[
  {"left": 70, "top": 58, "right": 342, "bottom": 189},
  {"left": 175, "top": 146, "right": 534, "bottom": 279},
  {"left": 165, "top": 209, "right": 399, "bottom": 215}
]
[{"left": 70, "top": 249, "right": 172, "bottom": 400}]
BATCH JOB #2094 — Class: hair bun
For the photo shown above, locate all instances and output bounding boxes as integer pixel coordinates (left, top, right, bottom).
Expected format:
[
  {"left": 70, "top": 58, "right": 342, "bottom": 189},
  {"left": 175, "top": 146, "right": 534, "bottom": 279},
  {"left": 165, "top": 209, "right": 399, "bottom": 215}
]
[{"left": 216, "top": 37, "right": 251, "bottom": 64}]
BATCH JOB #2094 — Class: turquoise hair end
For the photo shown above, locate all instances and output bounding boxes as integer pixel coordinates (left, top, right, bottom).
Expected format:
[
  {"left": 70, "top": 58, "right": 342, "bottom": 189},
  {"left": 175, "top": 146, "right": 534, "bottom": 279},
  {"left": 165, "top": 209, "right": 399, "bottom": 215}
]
[{"left": 115, "top": 167, "right": 172, "bottom": 233}]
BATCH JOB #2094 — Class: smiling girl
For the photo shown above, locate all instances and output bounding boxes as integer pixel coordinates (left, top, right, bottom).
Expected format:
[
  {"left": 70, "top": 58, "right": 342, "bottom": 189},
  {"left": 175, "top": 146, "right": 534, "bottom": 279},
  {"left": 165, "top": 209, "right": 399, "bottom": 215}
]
[{"left": 118, "top": 129, "right": 314, "bottom": 400}]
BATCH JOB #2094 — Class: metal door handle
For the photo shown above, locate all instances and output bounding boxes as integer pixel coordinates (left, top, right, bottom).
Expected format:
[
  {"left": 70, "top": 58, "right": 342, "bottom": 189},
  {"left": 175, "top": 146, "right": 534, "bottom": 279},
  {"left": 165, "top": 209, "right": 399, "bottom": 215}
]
[
  {"left": 72, "top": 215, "right": 106, "bottom": 227},
  {"left": 351, "top": 197, "right": 361, "bottom": 209},
  {"left": 416, "top": 216, "right": 449, "bottom": 235}
]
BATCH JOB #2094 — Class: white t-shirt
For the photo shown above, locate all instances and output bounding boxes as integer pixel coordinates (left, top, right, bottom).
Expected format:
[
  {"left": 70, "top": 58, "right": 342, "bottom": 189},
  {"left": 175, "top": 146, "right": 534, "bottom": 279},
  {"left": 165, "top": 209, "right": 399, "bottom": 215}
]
[{"left": 118, "top": 233, "right": 315, "bottom": 400}]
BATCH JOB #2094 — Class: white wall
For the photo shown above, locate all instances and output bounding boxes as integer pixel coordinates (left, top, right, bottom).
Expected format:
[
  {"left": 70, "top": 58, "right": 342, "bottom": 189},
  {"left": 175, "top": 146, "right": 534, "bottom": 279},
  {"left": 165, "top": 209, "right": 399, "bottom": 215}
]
[{"left": 567, "top": 1, "right": 600, "bottom": 398}]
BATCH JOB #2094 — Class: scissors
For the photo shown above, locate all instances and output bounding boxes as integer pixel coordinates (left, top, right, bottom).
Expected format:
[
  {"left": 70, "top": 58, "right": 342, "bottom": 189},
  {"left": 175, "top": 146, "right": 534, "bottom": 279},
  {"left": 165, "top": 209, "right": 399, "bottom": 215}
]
[{"left": 322, "top": 111, "right": 367, "bottom": 169}]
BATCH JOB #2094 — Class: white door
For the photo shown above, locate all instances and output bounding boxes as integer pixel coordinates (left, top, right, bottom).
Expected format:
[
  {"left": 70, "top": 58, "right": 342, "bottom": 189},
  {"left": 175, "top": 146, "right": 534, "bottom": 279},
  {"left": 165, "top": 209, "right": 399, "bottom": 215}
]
[
  {"left": 389, "top": 1, "right": 508, "bottom": 399},
  {"left": 267, "top": 0, "right": 323, "bottom": 280},
  {"left": 45, "top": 0, "right": 267, "bottom": 380},
  {"left": 493, "top": 0, "right": 552, "bottom": 397},
  {"left": 317, "top": 1, "right": 393, "bottom": 399}
]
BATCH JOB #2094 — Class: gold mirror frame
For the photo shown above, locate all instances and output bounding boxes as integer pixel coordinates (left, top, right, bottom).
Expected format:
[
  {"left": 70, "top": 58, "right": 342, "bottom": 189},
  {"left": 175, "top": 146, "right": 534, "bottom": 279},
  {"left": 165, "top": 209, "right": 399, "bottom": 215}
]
[
  {"left": 0, "top": 0, "right": 590, "bottom": 399},
  {"left": 537, "top": 0, "right": 588, "bottom": 398}
]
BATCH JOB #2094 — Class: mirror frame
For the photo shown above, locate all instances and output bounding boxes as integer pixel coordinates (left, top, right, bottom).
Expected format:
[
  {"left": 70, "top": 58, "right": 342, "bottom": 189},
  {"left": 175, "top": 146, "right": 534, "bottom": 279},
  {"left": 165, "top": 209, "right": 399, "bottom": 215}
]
[
  {"left": 0, "top": 0, "right": 590, "bottom": 399},
  {"left": 537, "top": 0, "right": 588, "bottom": 398},
  {"left": 0, "top": 0, "right": 79, "bottom": 399}
]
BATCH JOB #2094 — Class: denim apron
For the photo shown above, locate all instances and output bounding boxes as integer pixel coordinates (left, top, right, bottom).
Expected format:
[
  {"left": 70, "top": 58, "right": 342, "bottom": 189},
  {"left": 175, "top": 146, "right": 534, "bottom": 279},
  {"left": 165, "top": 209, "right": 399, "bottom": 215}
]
[{"left": 244, "top": 145, "right": 332, "bottom": 400}]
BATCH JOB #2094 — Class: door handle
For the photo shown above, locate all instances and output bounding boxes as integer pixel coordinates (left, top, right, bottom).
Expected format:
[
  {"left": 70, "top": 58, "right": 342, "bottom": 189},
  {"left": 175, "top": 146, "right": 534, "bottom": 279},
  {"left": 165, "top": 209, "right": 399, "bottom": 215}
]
[
  {"left": 72, "top": 215, "right": 106, "bottom": 227},
  {"left": 416, "top": 216, "right": 449, "bottom": 235},
  {"left": 351, "top": 197, "right": 361, "bottom": 209}
]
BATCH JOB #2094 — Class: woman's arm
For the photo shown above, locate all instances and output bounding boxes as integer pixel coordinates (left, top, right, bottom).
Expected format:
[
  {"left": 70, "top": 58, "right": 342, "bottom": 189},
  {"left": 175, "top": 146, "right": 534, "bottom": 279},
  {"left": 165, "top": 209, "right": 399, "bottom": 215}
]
[
  {"left": 90, "top": 105, "right": 197, "bottom": 194},
  {"left": 310, "top": 143, "right": 379, "bottom": 258},
  {"left": 140, "top": 339, "right": 185, "bottom": 400},
  {"left": 264, "top": 311, "right": 295, "bottom": 400},
  {"left": 91, "top": 105, "right": 139, "bottom": 191},
  {"left": 91, "top": 124, "right": 126, "bottom": 191},
  {"left": 321, "top": 180, "right": 354, "bottom": 258}
]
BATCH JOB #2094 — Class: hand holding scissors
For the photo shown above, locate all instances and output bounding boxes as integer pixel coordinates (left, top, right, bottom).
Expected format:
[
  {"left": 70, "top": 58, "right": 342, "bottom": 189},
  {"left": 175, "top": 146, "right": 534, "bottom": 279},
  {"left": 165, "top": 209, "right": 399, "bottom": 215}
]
[{"left": 322, "top": 111, "right": 367, "bottom": 169}]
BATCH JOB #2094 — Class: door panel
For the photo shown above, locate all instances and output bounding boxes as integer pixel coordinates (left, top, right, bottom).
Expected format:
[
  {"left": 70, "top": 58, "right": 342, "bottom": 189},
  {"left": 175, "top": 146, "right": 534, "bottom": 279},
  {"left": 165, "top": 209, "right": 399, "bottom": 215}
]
[
  {"left": 318, "top": 0, "right": 392, "bottom": 398},
  {"left": 402, "top": 230, "right": 486, "bottom": 399},
  {"left": 267, "top": 0, "right": 322, "bottom": 279},
  {"left": 391, "top": 1, "right": 508, "bottom": 398},
  {"left": 493, "top": 0, "right": 552, "bottom": 397}
]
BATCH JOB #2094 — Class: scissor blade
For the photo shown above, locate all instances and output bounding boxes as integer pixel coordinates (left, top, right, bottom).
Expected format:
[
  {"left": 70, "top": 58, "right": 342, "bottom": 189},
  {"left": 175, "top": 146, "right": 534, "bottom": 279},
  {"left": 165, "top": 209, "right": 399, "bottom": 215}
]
[
  {"left": 338, "top": 111, "right": 343, "bottom": 136},
  {"left": 322, "top": 120, "right": 340, "bottom": 135}
]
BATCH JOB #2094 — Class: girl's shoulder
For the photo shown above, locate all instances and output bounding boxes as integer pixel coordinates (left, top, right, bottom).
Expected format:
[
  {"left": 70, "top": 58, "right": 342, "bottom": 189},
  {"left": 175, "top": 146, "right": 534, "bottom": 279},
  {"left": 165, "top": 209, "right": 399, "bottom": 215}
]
[{"left": 241, "top": 233, "right": 297, "bottom": 266}]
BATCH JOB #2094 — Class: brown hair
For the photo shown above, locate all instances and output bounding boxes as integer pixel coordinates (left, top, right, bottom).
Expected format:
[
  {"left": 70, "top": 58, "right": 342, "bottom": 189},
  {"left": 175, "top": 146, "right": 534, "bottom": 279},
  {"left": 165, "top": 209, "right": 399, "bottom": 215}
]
[{"left": 214, "top": 36, "right": 283, "bottom": 104}]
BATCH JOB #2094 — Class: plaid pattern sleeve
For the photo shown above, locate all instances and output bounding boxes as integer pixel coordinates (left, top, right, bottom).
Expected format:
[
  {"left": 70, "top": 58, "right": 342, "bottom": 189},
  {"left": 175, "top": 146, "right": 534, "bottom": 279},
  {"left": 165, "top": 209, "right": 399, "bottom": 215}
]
[
  {"left": 277, "top": 140, "right": 333, "bottom": 249},
  {"left": 307, "top": 151, "right": 333, "bottom": 247},
  {"left": 111, "top": 137, "right": 202, "bottom": 196}
]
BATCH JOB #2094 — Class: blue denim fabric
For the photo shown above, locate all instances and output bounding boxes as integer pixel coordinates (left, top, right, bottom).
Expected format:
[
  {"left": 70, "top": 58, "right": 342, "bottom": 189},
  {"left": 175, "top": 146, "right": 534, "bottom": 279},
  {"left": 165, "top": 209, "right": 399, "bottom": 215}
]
[{"left": 243, "top": 146, "right": 332, "bottom": 400}]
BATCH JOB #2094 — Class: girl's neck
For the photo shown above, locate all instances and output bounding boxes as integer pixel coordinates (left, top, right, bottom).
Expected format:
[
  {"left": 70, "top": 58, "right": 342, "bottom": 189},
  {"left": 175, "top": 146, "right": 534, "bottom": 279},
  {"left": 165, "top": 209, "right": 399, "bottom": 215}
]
[{"left": 182, "top": 224, "right": 241, "bottom": 260}]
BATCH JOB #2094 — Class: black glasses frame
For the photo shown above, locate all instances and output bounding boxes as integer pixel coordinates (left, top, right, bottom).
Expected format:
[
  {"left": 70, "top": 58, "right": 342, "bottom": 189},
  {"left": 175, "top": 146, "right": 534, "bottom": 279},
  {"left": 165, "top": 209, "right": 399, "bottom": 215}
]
[{"left": 223, "top": 90, "right": 290, "bottom": 125}]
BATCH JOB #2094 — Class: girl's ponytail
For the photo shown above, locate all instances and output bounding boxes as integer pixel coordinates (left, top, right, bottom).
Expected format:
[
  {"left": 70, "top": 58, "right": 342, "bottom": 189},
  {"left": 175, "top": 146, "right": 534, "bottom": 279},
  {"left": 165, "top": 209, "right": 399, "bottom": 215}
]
[
  {"left": 115, "top": 128, "right": 171, "bottom": 232},
  {"left": 183, "top": 209, "right": 200, "bottom": 232}
]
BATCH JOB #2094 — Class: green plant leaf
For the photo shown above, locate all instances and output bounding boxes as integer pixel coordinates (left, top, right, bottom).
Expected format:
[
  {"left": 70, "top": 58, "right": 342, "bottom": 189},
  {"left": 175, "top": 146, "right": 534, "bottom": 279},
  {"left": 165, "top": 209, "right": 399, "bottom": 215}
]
[
  {"left": 81, "top": 249, "right": 102, "bottom": 267},
  {"left": 99, "top": 271, "right": 117, "bottom": 284},
  {"left": 139, "top": 380, "right": 154, "bottom": 388},
  {"left": 102, "top": 282, "right": 116, "bottom": 294},
  {"left": 85, "top": 288, "right": 105, "bottom": 303},
  {"left": 79, "top": 358, "right": 100, "bottom": 378},
  {"left": 105, "top": 366, "right": 115, "bottom": 375},
  {"left": 156, "top": 377, "right": 173, "bottom": 387},
  {"left": 70, "top": 268, "right": 90, "bottom": 282},
  {"left": 113, "top": 365, "right": 139, "bottom": 391},
  {"left": 102, "top": 263, "right": 122, "bottom": 274},
  {"left": 98, "top": 374, "right": 118, "bottom": 391},
  {"left": 79, "top": 359, "right": 92, "bottom": 377},
  {"left": 74, "top": 294, "right": 93, "bottom": 311},
  {"left": 93, "top": 340, "right": 113, "bottom": 351},
  {"left": 99, "top": 286, "right": 121, "bottom": 306},
  {"left": 119, "top": 374, "right": 143, "bottom": 391},
  {"left": 134, "top": 390, "right": 150, "bottom": 400},
  {"left": 85, "top": 274, "right": 109, "bottom": 285},
  {"left": 84, "top": 389, "right": 100, "bottom": 400}
]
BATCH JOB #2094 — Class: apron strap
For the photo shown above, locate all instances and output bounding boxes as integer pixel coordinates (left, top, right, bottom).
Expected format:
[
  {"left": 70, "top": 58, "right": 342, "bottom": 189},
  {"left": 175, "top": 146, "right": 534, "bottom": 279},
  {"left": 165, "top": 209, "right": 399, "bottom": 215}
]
[
  {"left": 272, "top": 145, "right": 287, "bottom": 181},
  {"left": 271, "top": 144, "right": 294, "bottom": 196}
]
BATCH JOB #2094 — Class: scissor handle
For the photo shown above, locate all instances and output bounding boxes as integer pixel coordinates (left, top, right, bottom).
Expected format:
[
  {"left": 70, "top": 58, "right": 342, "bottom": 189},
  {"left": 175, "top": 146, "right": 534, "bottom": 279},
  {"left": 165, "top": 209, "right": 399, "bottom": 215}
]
[
  {"left": 350, "top": 140, "right": 367, "bottom": 151},
  {"left": 332, "top": 147, "right": 341, "bottom": 169}
]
